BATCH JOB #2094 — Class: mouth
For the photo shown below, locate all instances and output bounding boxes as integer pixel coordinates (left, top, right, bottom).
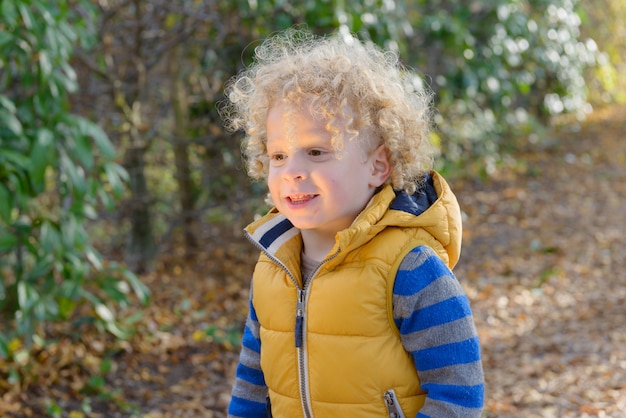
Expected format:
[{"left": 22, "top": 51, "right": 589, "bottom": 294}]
[{"left": 286, "top": 194, "right": 318, "bottom": 205}]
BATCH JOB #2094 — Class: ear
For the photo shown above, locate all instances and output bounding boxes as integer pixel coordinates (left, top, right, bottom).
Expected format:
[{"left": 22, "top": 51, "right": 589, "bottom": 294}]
[{"left": 369, "top": 145, "right": 391, "bottom": 188}]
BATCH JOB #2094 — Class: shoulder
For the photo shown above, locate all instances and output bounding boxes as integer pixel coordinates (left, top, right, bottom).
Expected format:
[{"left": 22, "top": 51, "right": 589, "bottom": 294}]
[
  {"left": 397, "top": 245, "right": 447, "bottom": 270},
  {"left": 394, "top": 245, "right": 457, "bottom": 296}
]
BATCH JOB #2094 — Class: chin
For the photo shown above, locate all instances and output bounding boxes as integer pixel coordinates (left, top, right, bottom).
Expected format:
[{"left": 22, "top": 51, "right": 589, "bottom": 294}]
[{"left": 291, "top": 221, "right": 316, "bottom": 230}]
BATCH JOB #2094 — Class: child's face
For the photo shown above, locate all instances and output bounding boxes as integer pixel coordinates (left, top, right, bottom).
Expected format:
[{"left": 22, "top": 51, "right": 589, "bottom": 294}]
[{"left": 266, "top": 103, "right": 389, "bottom": 237}]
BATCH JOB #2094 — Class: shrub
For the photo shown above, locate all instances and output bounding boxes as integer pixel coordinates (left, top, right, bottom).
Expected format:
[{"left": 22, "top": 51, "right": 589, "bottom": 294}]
[{"left": 0, "top": 0, "right": 149, "bottom": 355}]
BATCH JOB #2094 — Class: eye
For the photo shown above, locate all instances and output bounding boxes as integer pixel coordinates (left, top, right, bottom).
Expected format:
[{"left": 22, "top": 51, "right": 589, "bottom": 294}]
[
  {"left": 308, "top": 149, "right": 327, "bottom": 158},
  {"left": 269, "top": 152, "right": 288, "bottom": 166}
]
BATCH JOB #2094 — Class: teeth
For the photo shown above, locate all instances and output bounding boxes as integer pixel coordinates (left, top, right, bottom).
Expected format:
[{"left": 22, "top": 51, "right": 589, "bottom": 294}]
[{"left": 289, "top": 194, "right": 312, "bottom": 204}]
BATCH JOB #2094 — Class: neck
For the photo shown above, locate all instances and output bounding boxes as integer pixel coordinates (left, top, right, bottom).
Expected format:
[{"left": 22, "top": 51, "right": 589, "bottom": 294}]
[{"left": 300, "top": 229, "right": 336, "bottom": 261}]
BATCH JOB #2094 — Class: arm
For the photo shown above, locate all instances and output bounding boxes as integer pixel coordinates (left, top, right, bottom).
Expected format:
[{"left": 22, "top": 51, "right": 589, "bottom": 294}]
[
  {"left": 227, "top": 291, "right": 269, "bottom": 418},
  {"left": 393, "top": 246, "right": 484, "bottom": 418}
]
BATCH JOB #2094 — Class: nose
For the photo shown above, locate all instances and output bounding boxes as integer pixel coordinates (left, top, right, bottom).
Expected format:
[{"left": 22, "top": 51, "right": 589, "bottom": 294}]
[{"left": 282, "top": 152, "right": 307, "bottom": 182}]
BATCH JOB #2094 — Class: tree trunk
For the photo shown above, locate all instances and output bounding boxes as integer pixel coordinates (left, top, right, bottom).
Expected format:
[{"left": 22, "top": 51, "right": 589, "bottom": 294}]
[
  {"left": 124, "top": 143, "right": 157, "bottom": 273},
  {"left": 169, "top": 46, "right": 198, "bottom": 257}
]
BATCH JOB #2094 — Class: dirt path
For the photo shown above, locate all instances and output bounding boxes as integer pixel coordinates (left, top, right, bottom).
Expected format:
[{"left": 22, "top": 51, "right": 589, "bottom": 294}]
[{"left": 454, "top": 105, "right": 626, "bottom": 417}]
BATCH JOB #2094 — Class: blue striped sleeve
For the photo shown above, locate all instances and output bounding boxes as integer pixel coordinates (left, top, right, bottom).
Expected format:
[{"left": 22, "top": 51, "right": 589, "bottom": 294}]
[
  {"left": 421, "top": 383, "right": 485, "bottom": 409},
  {"left": 228, "top": 290, "right": 269, "bottom": 418},
  {"left": 393, "top": 246, "right": 484, "bottom": 417},
  {"left": 402, "top": 295, "right": 474, "bottom": 333},
  {"left": 241, "top": 301, "right": 261, "bottom": 353},
  {"left": 228, "top": 396, "right": 267, "bottom": 418},
  {"left": 414, "top": 336, "right": 482, "bottom": 371},
  {"left": 234, "top": 363, "right": 266, "bottom": 387},
  {"left": 394, "top": 250, "right": 451, "bottom": 295}
]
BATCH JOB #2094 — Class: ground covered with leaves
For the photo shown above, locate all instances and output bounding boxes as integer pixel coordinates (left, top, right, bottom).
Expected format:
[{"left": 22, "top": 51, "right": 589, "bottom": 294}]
[
  {"left": 1, "top": 105, "right": 625, "bottom": 417},
  {"left": 457, "top": 105, "right": 626, "bottom": 417}
]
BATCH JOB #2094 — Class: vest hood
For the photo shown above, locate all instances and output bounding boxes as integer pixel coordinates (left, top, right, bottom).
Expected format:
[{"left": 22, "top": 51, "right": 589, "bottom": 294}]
[
  {"left": 388, "top": 171, "right": 462, "bottom": 267},
  {"left": 335, "top": 171, "right": 462, "bottom": 269}
]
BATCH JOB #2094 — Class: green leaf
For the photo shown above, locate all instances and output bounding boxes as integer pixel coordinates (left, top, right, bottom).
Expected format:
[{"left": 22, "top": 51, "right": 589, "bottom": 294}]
[
  {"left": 85, "top": 246, "right": 103, "bottom": 270},
  {"left": 100, "top": 278, "right": 129, "bottom": 305},
  {"left": 57, "top": 19, "right": 79, "bottom": 44},
  {"left": 72, "top": 134, "right": 95, "bottom": 169},
  {"left": 0, "top": 95, "right": 16, "bottom": 113},
  {"left": 29, "top": 129, "right": 54, "bottom": 192},
  {"left": 0, "top": 184, "right": 13, "bottom": 224},
  {"left": 59, "top": 279, "right": 81, "bottom": 300},
  {"left": 40, "top": 220, "right": 61, "bottom": 253},
  {"left": 52, "top": 69, "right": 78, "bottom": 94},
  {"left": 42, "top": 296, "right": 59, "bottom": 318},
  {"left": 87, "top": 123, "right": 115, "bottom": 159},
  {"left": 60, "top": 62, "right": 78, "bottom": 89},
  {"left": 105, "top": 321, "right": 131, "bottom": 339},
  {"left": 97, "top": 187, "right": 115, "bottom": 210},
  {"left": 8, "top": 368, "right": 20, "bottom": 385},
  {"left": 45, "top": 400, "right": 62, "bottom": 418},
  {"left": 0, "top": 279, "right": 6, "bottom": 307},
  {"left": 0, "top": 230, "right": 19, "bottom": 251},
  {"left": 88, "top": 375, "right": 105, "bottom": 390},
  {"left": 38, "top": 4, "right": 55, "bottom": 26},
  {"left": 519, "top": 82, "right": 531, "bottom": 95},
  {"left": 61, "top": 153, "right": 87, "bottom": 197},
  {"left": 57, "top": 297, "right": 76, "bottom": 320},
  {"left": 100, "top": 357, "right": 113, "bottom": 373},
  {"left": 1, "top": 0, "right": 19, "bottom": 27},
  {"left": 62, "top": 252, "right": 87, "bottom": 280},
  {"left": 7, "top": 171, "right": 33, "bottom": 207},
  {"left": 104, "top": 162, "right": 128, "bottom": 197},
  {"left": 1, "top": 149, "right": 31, "bottom": 170},
  {"left": 82, "top": 202, "right": 97, "bottom": 219},
  {"left": 0, "top": 31, "right": 12, "bottom": 48},
  {"left": 39, "top": 50, "right": 53, "bottom": 81},
  {"left": 17, "top": 3, "right": 34, "bottom": 29},
  {"left": 17, "top": 281, "right": 39, "bottom": 312},
  {"left": 0, "top": 109, "right": 23, "bottom": 136},
  {"left": 95, "top": 303, "right": 115, "bottom": 322},
  {"left": 0, "top": 333, "right": 8, "bottom": 358},
  {"left": 26, "top": 255, "right": 53, "bottom": 281},
  {"left": 123, "top": 269, "right": 150, "bottom": 305}
]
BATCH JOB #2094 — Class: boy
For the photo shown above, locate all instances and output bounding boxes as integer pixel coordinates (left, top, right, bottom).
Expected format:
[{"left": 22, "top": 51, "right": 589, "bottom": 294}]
[{"left": 222, "top": 29, "right": 484, "bottom": 417}]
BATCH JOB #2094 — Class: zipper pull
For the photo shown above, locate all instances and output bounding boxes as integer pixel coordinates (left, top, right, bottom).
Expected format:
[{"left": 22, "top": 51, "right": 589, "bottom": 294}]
[
  {"left": 295, "top": 289, "right": 305, "bottom": 348},
  {"left": 383, "top": 389, "right": 405, "bottom": 418}
]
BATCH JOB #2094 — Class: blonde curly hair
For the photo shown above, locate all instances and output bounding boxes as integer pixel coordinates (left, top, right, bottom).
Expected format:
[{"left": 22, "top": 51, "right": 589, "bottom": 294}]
[{"left": 222, "top": 29, "right": 435, "bottom": 195}]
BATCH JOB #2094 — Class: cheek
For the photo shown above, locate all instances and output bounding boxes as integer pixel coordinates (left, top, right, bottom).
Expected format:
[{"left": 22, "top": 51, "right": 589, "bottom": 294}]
[
  {"left": 267, "top": 172, "right": 283, "bottom": 200},
  {"left": 266, "top": 168, "right": 279, "bottom": 186}
]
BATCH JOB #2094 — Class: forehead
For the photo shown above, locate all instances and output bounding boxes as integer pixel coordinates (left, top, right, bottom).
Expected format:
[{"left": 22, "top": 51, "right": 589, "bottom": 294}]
[
  {"left": 265, "top": 101, "right": 377, "bottom": 155},
  {"left": 266, "top": 103, "right": 331, "bottom": 142}
]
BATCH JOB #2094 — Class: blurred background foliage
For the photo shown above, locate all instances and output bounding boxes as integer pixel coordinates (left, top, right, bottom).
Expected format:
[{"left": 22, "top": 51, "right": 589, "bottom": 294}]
[
  {"left": 0, "top": 0, "right": 623, "bottom": 357},
  {"left": 0, "top": 0, "right": 149, "bottom": 361}
]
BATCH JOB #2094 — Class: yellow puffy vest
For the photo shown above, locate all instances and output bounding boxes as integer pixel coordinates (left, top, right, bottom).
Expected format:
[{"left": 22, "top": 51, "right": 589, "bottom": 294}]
[{"left": 246, "top": 172, "right": 462, "bottom": 417}]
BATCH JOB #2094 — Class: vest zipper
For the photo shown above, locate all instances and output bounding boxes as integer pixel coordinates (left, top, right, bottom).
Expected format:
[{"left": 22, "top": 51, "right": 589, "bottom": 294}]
[
  {"left": 245, "top": 229, "right": 340, "bottom": 418},
  {"left": 384, "top": 389, "right": 406, "bottom": 418},
  {"left": 296, "top": 250, "right": 339, "bottom": 418},
  {"left": 295, "top": 288, "right": 305, "bottom": 347},
  {"left": 296, "top": 289, "right": 312, "bottom": 418}
]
